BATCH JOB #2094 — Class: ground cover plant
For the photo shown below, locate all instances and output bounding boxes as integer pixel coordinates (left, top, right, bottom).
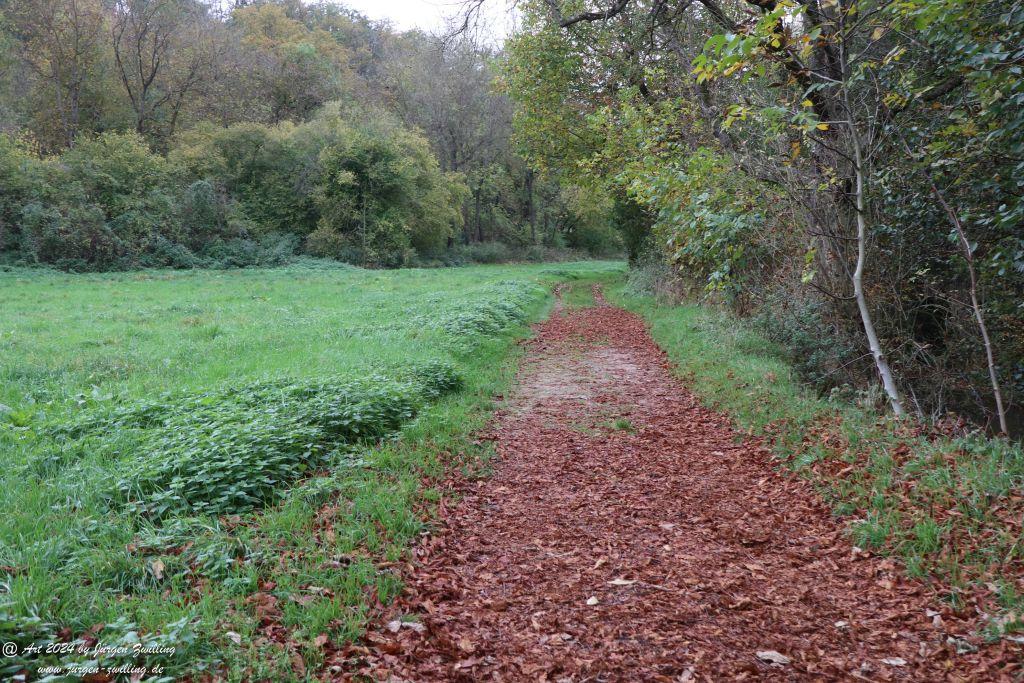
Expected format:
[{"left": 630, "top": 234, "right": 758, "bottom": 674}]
[
  {"left": 609, "top": 278, "right": 1024, "bottom": 639},
  {"left": 0, "top": 260, "right": 623, "bottom": 680}
]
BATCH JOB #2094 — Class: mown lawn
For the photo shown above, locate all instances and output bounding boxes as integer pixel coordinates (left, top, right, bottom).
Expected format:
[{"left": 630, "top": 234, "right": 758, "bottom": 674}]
[{"left": 0, "top": 260, "right": 623, "bottom": 680}]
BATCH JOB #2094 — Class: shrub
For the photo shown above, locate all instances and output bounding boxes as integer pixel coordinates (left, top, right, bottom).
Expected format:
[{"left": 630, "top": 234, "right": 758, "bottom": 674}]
[
  {"left": 62, "top": 132, "right": 183, "bottom": 246},
  {"left": 198, "top": 233, "right": 298, "bottom": 269},
  {"left": 0, "top": 135, "right": 45, "bottom": 253},
  {"left": 314, "top": 115, "right": 465, "bottom": 267},
  {"left": 457, "top": 241, "right": 513, "bottom": 264},
  {"left": 407, "top": 360, "right": 463, "bottom": 399},
  {"left": 138, "top": 236, "right": 198, "bottom": 269},
  {"left": 19, "top": 201, "right": 117, "bottom": 270},
  {"left": 752, "top": 294, "right": 857, "bottom": 393}
]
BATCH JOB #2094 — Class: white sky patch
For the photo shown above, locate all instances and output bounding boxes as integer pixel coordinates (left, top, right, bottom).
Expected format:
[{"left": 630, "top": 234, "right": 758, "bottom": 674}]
[{"left": 341, "top": 0, "right": 516, "bottom": 40}]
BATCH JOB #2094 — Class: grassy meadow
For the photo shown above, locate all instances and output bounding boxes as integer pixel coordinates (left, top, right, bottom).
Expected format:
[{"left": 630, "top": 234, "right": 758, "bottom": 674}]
[{"left": 0, "top": 260, "right": 622, "bottom": 680}]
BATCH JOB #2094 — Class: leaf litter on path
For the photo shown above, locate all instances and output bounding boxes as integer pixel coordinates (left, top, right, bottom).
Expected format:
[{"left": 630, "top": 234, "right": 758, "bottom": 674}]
[{"left": 328, "top": 293, "right": 1020, "bottom": 680}]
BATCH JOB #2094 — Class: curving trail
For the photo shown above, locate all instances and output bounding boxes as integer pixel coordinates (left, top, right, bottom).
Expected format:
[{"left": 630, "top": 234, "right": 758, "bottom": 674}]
[{"left": 332, "top": 288, "right": 1016, "bottom": 681}]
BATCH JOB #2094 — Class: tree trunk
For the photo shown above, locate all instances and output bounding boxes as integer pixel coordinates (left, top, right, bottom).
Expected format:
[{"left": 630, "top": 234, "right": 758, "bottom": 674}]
[
  {"left": 850, "top": 126, "right": 904, "bottom": 416},
  {"left": 526, "top": 169, "right": 536, "bottom": 242},
  {"left": 474, "top": 180, "right": 483, "bottom": 242}
]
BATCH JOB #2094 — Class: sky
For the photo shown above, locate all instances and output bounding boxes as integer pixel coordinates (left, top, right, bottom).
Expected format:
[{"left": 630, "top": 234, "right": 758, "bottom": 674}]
[{"left": 341, "top": 0, "right": 517, "bottom": 40}]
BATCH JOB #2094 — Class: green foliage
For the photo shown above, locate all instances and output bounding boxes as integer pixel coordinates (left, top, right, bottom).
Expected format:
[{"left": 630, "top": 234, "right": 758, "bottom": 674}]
[
  {"left": 0, "top": 109, "right": 472, "bottom": 270},
  {"left": 455, "top": 241, "right": 513, "bottom": 264},
  {"left": 406, "top": 360, "right": 463, "bottom": 399},
  {"left": 312, "top": 115, "right": 464, "bottom": 267},
  {"left": 508, "top": 0, "right": 1022, "bottom": 429},
  {"left": 48, "top": 363, "right": 469, "bottom": 519},
  {"left": 434, "top": 281, "right": 545, "bottom": 347},
  {"left": 170, "top": 121, "right": 318, "bottom": 237},
  {"left": 752, "top": 294, "right": 858, "bottom": 392}
]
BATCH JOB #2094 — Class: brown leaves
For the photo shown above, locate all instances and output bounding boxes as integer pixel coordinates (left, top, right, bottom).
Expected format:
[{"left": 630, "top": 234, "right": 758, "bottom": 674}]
[
  {"left": 330, "top": 303, "right": 1010, "bottom": 681},
  {"left": 245, "top": 591, "right": 281, "bottom": 626}
]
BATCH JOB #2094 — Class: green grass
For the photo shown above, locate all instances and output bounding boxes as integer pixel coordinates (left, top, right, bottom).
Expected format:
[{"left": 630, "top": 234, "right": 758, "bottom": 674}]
[
  {"left": 607, "top": 278, "right": 1024, "bottom": 638},
  {"left": 0, "top": 260, "right": 624, "bottom": 680}
]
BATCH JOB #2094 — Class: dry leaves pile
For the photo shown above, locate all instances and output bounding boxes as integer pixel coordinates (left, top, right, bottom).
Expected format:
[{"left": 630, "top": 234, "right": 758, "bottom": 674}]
[{"left": 327, "top": 290, "right": 1020, "bottom": 681}]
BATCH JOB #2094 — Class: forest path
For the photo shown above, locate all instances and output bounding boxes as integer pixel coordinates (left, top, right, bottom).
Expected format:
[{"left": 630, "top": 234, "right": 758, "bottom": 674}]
[{"left": 334, "top": 288, "right": 1003, "bottom": 681}]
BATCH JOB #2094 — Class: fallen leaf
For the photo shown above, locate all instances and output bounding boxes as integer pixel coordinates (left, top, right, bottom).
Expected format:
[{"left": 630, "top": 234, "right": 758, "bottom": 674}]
[
  {"left": 586, "top": 596, "right": 600, "bottom": 606},
  {"left": 387, "top": 618, "right": 428, "bottom": 634},
  {"left": 225, "top": 631, "right": 242, "bottom": 645},
  {"left": 756, "top": 650, "right": 791, "bottom": 665},
  {"left": 149, "top": 558, "right": 165, "bottom": 580},
  {"left": 290, "top": 651, "right": 306, "bottom": 677},
  {"left": 881, "top": 657, "right": 907, "bottom": 667},
  {"left": 608, "top": 578, "right": 638, "bottom": 586}
]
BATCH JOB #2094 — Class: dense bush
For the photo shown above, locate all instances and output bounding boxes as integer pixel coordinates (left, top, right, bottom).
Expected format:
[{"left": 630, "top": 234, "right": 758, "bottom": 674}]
[
  {"left": 311, "top": 114, "right": 465, "bottom": 267},
  {"left": 455, "top": 241, "right": 513, "bottom": 264},
  {"left": 506, "top": 0, "right": 1023, "bottom": 432},
  {"left": 752, "top": 294, "right": 858, "bottom": 394},
  {"left": 0, "top": 110, "right": 471, "bottom": 270}
]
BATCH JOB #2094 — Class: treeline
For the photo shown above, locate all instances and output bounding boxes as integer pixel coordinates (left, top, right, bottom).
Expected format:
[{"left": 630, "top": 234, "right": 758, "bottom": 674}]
[
  {"left": 0, "top": 0, "right": 621, "bottom": 269},
  {"left": 503, "top": 0, "right": 1023, "bottom": 434}
]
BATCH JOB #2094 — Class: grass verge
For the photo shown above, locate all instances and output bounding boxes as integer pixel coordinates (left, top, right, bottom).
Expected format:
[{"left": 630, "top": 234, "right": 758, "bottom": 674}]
[
  {"left": 0, "top": 261, "right": 624, "bottom": 680},
  {"left": 607, "top": 278, "right": 1024, "bottom": 639}
]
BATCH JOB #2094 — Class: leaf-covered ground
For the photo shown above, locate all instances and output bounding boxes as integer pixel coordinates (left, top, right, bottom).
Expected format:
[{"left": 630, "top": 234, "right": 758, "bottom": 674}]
[{"left": 336, "top": 288, "right": 1021, "bottom": 680}]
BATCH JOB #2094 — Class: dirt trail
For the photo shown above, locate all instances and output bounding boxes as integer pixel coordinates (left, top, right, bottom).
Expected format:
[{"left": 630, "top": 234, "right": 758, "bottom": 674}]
[{"left": 333, "top": 289, "right": 1016, "bottom": 681}]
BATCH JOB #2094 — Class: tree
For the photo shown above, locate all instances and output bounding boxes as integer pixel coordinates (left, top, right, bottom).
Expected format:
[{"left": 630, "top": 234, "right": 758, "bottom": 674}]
[
  {"left": 233, "top": 3, "right": 352, "bottom": 123},
  {"left": 110, "top": 0, "right": 208, "bottom": 142},
  {"left": 501, "top": 0, "right": 1022, "bottom": 427},
  {"left": 7, "top": 0, "right": 105, "bottom": 147}
]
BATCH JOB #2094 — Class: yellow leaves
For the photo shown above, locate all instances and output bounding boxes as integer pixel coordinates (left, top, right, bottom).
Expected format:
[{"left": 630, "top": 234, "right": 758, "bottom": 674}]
[
  {"left": 723, "top": 104, "right": 751, "bottom": 128},
  {"left": 871, "top": 26, "right": 887, "bottom": 41},
  {"left": 883, "top": 91, "right": 909, "bottom": 109},
  {"left": 789, "top": 139, "right": 802, "bottom": 162},
  {"left": 816, "top": 123, "right": 830, "bottom": 131},
  {"left": 801, "top": 99, "right": 814, "bottom": 108},
  {"left": 723, "top": 62, "right": 745, "bottom": 77}
]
